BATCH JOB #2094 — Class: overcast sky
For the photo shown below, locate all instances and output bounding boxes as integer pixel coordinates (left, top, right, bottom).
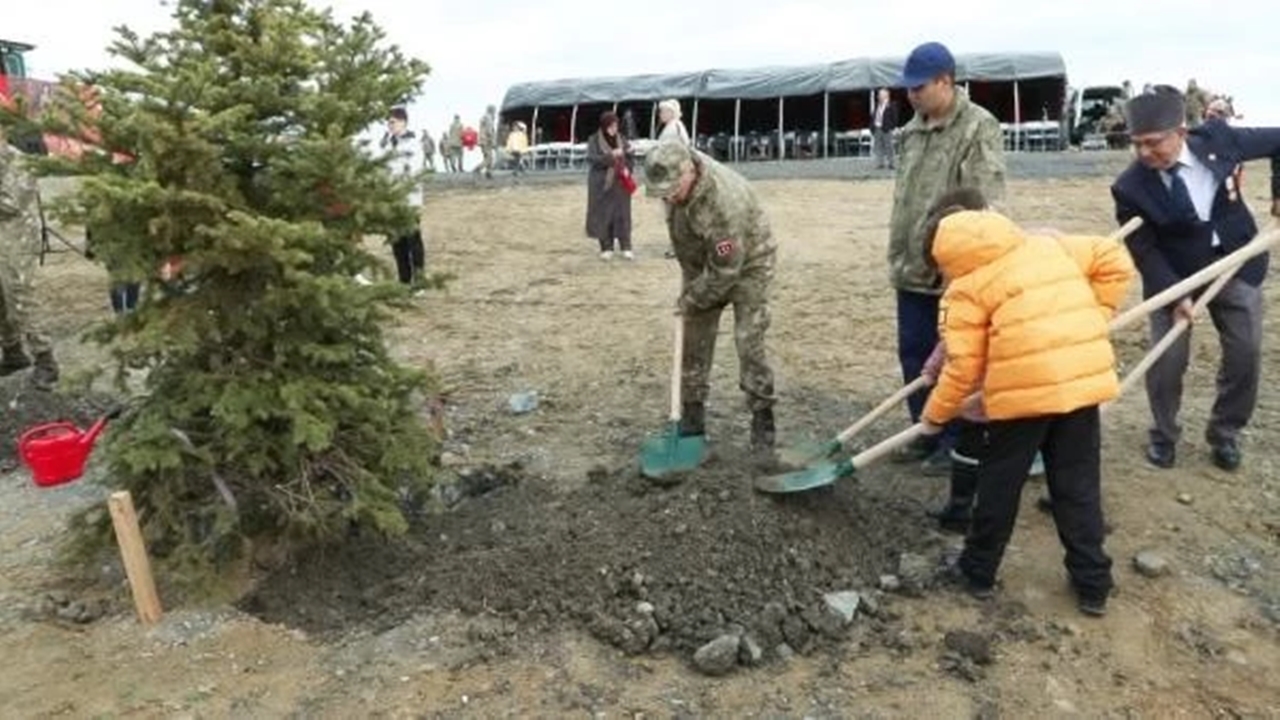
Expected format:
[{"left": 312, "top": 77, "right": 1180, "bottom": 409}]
[{"left": 6, "top": 0, "right": 1277, "bottom": 143}]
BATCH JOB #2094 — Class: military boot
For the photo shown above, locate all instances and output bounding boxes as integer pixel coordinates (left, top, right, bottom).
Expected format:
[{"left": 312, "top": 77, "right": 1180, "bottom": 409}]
[
  {"left": 679, "top": 402, "right": 706, "bottom": 437},
  {"left": 30, "top": 352, "right": 59, "bottom": 392},
  {"left": 750, "top": 407, "right": 776, "bottom": 450},
  {"left": 0, "top": 344, "right": 32, "bottom": 376}
]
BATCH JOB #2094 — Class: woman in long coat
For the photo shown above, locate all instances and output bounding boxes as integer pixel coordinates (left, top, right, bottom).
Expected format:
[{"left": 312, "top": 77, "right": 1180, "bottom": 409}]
[{"left": 584, "top": 111, "right": 635, "bottom": 260}]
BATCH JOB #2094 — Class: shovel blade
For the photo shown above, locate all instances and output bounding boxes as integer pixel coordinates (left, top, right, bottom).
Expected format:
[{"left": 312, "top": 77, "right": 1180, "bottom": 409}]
[
  {"left": 753, "top": 458, "right": 856, "bottom": 494},
  {"left": 639, "top": 423, "right": 708, "bottom": 481},
  {"left": 776, "top": 438, "right": 842, "bottom": 468}
]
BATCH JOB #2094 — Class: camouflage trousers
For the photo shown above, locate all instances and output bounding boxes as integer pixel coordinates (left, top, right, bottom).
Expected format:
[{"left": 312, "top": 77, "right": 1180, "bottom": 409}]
[
  {"left": 0, "top": 251, "right": 52, "bottom": 355},
  {"left": 478, "top": 146, "right": 494, "bottom": 174},
  {"left": 681, "top": 270, "right": 776, "bottom": 412}
]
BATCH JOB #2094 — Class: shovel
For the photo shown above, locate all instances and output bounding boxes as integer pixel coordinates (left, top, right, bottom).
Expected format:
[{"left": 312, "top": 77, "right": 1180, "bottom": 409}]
[
  {"left": 778, "top": 376, "right": 931, "bottom": 467},
  {"left": 755, "top": 423, "right": 924, "bottom": 493},
  {"left": 640, "top": 314, "right": 709, "bottom": 481},
  {"left": 755, "top": 220, "right": 1274, "bottom": 495}
]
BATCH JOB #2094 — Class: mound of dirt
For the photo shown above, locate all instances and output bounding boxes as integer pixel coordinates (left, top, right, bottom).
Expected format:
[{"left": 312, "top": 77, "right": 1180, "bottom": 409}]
[
  {"left": 242, "top": 449, "right": 948, "bottom": 668},
  {"left": 0, "top": 370, "right": 120, "bottom": 471}
]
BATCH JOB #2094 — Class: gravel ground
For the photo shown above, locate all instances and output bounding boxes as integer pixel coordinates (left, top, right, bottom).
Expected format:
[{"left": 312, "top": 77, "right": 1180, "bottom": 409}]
[{"left": 427, "top": 150, "right": 1135, "bottom": 191}]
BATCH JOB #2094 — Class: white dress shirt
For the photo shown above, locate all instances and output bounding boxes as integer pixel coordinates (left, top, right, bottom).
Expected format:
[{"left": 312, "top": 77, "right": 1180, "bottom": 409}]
[{"left": 1159, "top": 142, "right": 1220, "bottom": 247}]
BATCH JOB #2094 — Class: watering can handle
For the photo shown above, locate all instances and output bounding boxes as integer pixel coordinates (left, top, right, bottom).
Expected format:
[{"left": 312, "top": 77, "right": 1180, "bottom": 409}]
[{"left": 18, "top": 422, "right": 81, "bottom": 446}]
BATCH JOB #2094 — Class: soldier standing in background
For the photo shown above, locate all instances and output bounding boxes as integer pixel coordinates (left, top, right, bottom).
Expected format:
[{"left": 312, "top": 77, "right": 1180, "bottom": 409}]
[
  {"left": 1184, "top": 79, "right": 1211, "bottom": 127},
  {"left": 476, "top": 106, "right": 496, "bottom": 180},
  {"left": 420, "top": 129, "right": 436, "bottom": 171},
  {"left": 446, "top": 115, "right": 464, "bottom": 172},
  {"left": 642, "top": 141, "right": 778, "bottom": 451},
  {"left": 0, "top": 135, "right": 59, "bottom": 389},
  {"left": 886, "top": 41, "right": 1007, "bottom": 476}
]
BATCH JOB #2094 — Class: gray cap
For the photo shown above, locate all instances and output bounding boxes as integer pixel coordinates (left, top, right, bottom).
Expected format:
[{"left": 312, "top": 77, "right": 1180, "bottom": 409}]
[
  {"left": 1125, "top": 89, "right": 1185, "bottom": 134},
  {"left": 643, "top": 141, "right": 694, "bottom": 198}
]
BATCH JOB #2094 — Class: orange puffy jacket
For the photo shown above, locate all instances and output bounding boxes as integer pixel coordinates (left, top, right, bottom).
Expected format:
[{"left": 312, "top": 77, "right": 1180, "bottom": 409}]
[{"left": 922, "top": 211, "right": 1136, "bottom": 424}]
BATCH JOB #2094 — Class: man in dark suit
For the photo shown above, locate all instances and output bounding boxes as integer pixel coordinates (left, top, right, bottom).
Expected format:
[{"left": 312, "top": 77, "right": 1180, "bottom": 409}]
[
  {"left": 1111, "top": 86, "right": 1280, "bottom": 471},
  {"left": 873, "top": 88, "right": 900, "bottom": 170}
]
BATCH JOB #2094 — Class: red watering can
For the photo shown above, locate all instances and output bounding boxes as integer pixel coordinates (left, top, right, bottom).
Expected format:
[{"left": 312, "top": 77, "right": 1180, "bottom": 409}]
[{"left": 18, "top": 408, "right": 122, "bottom": 488}]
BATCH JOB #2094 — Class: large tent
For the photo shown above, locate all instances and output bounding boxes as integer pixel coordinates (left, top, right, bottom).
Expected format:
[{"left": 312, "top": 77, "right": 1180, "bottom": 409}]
[{"left": 499, "top": 51, "right": 1067, "bottom": 165}]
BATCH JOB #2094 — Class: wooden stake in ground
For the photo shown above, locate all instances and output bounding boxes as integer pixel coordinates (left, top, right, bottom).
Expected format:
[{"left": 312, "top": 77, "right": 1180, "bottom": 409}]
[{"left": 107, "top": 491, "right": 164, "bottom": 625}]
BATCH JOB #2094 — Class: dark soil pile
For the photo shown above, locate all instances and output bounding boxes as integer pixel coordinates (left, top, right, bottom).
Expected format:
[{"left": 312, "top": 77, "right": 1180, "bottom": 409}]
[{"left": 241, "top": 449, "right": 947, "bottom": 664}]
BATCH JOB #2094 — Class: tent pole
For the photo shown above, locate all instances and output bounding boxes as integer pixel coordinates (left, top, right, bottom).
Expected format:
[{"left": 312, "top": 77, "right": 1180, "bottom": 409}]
[
  {"left": 733, "top": 98, "right": 741, "bottom": 162},
  {"left": 1014, "top": 81, "right": 1023, "bottom": 152},
  {"left": 692, "top": 99, "right": 700, "bottom": 149},
  {"left": 531, "top": 106, "right": 540, "bottom": 141},
  {"left": 650, "top": 101, "right": 657, "bottom": 139},
  {"left": 570, "top": 104, "right": 578, "bottom": 143},
  {"left": 822, "top": 93, "right": 830, "bottom": 158},
  {"left": 777, "top": 96, "right": 784, "bottom": 160}
]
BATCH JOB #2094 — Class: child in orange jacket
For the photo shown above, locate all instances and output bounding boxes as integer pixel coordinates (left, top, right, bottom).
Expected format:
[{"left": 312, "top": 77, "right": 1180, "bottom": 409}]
[{"left": 919, "top": 209, "right": 1135, "bottom": 617}]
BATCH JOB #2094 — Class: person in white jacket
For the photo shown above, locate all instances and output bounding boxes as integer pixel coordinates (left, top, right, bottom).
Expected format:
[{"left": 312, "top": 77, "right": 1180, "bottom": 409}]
[
  {"left": 380, "top": 106, "right": 426, "bottom": 286},
  {"left": 657, "top": 99, "right": 691, "bottom": 146}
]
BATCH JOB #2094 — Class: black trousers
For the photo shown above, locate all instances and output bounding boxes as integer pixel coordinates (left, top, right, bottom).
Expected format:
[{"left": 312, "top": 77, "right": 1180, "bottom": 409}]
[
  {"left": 947, "top": 419, "right": 988, "bottom": 502},
  {"left": 392, "top": 229, "right": 425, "bottom": 284},
  {"left": 959, "top": 405, "right": 1112, "bottom": 599}
]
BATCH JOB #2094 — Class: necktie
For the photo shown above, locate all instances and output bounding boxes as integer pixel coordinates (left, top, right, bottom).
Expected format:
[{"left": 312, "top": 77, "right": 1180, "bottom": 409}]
[{"left": 1166, "top": 163, "right": 1199, "bottom": 222}]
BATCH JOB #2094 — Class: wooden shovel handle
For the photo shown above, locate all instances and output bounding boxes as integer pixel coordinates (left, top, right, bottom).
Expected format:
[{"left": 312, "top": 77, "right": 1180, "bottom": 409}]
[
  {"left": 1107, "top": 244, "right": 1250, "bottom": 411},
  {"left": 835, "top": 376, "right": 930, "bottom": 444},
  {"left": 850, "top": 423, "right": 924, "bottom": 469},
  {"left": 669, "top": 314, "right": 684, "bottom": 422},
  {"left": 1110, "top": 228, "right": 1280, "bottom": 331}
]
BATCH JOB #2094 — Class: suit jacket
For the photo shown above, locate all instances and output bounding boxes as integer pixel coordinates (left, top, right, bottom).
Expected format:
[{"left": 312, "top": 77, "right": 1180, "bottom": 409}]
[
  {"left": 1111, "top": 119, "right": 1280, "bottom": 298},
  {"left": 875, "top": 101, "right": 899, "bottom": 132}
]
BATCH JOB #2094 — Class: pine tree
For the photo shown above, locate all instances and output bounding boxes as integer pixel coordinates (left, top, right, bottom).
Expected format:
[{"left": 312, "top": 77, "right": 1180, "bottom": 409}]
[{"left": 18, "top": 0, "right": 439, "bottom": 584}]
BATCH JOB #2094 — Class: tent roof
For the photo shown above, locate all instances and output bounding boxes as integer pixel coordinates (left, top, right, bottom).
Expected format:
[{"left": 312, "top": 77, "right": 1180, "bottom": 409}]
[{"left": 501, "top": 51, "right": 1066, "bottom": 110}]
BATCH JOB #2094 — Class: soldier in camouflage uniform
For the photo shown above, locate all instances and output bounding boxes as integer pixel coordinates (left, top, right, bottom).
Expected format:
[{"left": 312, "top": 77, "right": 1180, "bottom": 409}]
[
  {"left": 888, "top": 42, "right": 1006, "bottom": 475},
  {"left": 476, "top": 105, "right": 496, "bottom": 180},
  {"left": 446, "top": 115, "right": 464, "bottom": 172},
  {"left": 0, "top": 136, "right": 59, "bottom": 390},
  {"left": 643, "top": 141, "right": 778, "bottom": 449},
  {"left": 1184, "top": 79, "right": 1211, "bottom": 127}
]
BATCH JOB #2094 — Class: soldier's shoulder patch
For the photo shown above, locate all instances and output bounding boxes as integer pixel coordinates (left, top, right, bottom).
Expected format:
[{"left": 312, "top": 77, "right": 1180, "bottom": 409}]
[{"left": 714, "top": 239, "right": 737, "bottom": 259}]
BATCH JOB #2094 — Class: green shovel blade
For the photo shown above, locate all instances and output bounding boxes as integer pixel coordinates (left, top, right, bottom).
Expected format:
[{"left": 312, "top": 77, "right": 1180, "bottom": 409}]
[
  {"left": 754, "top": 458, "right": 856, "bottom": 494},
  {"left": 640, "top": 421, "right": 708, "bottom": 481},
  {"left": 776, "top": 438, "right": 842, "bottom": 468}
]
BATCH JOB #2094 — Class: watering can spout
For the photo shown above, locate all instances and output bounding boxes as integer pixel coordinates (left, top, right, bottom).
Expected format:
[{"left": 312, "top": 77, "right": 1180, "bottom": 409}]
[{"left": 80, "top": 407, "right": 122, "bottom": 449}]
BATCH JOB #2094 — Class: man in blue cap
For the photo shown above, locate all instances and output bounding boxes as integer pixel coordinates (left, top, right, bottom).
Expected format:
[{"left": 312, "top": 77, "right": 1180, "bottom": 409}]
[{"left": 885, "top": 41, "right": 1007, "bottom": 477}]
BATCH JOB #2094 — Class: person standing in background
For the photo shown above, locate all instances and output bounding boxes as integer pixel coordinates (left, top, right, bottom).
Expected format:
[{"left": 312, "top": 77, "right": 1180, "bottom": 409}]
[
  {"left": 873, "top": 88, "right": 900, "bottom": 170},
  {"left": 885, "top": 41, "right": 1007, "bottom": 476},
  {"left": 380, "top": 107, "right": 426, "bottom": 287},
  {"left": 584, "top": 111, "right": 635, "bottom": 261}
]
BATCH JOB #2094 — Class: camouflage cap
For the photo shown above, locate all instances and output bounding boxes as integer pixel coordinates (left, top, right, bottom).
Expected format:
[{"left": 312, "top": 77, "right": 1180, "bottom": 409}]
[{"left": 643, "top": 141, "right": 694, "bottom": 198}]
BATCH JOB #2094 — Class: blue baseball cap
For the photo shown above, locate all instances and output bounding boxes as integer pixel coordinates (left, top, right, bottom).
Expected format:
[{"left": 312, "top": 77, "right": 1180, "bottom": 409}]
[{"left": 900, "top": 42, "right": 955, "bottom": 88}]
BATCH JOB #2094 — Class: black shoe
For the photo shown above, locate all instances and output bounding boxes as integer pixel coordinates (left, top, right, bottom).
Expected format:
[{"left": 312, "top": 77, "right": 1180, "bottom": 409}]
[
  {"left": 892, "top": 435, "right": 937, "bottom": 464},
  {"left": 937, "top": 558, "right": 995, "bottom": 600},
  {"left": 679, "top": 402, "right": 706, "bottom": 437},
  {"left": 0, "top": 344, "right": 31, "bottom": 376},
  {"left": 1210, "top": 439, "right": 1241, "bottom": 471},
  {"left": 1145, "top": 442, "right": 1175, "bottom": 469},
  {"left": 1077, "top": 594, "right": 1108, "bottom": 617},
  {"left": 927, "top": 499, "right": 973, "bottom": 534},
  {"left": 750, "top": 407, "right": 776, "bottom": 449}
]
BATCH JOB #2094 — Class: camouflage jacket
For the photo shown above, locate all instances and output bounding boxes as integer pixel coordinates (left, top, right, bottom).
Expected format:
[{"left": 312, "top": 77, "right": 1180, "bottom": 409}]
[
  {"left": 888, "top": 90, "right": 1007, "bottom": 294},
  {"left": 668, "top": 153, "right": 776, "bottom": 312},
  {"left": 478, "top": 114, "right": 496, "bottom": 147},
  {"left": 0, "top": 144, "right": 42, "bottom": 268}
]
